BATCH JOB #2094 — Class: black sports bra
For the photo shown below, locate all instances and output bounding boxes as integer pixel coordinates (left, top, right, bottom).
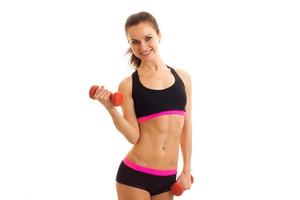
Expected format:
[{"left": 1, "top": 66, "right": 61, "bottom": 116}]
[{"left": 132, "top": 66, "right": 187, "bottom": 122}]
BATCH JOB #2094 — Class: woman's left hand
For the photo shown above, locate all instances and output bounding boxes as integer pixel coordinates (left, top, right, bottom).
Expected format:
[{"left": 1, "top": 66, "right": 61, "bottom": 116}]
[{"left": 176, "top": 171, "right": 192, "bottom": 190}]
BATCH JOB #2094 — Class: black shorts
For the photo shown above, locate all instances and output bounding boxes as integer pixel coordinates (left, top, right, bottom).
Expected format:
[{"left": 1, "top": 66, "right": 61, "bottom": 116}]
[{"left": 116, "top": 159, "right": 177, "bottom": 196}]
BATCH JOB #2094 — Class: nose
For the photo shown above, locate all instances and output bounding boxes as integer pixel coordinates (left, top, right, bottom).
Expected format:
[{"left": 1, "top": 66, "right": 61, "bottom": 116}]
[{"left": 139, "top": 41, "right": 148, "bottom": 51}]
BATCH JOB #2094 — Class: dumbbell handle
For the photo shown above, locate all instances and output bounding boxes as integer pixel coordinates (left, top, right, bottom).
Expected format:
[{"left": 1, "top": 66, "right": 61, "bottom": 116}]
[
  {"left": 89, "top": 85, "right": 123, "bottom": 106},
  {"left": 170, "top": 175, "right": 194, "bottom": 196}
]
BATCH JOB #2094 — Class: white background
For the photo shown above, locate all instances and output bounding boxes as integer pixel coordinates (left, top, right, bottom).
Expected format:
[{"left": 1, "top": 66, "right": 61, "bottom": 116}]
[{"left": 1, "top": 0, "right": 299, "bottom": 199}]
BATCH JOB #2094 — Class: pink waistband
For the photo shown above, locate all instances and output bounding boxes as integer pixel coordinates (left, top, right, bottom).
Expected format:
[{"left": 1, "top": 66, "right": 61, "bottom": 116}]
[
  {"left": 123, "top": 158, "right": 177, "bottom": 176},
  {"left": 137, "top": 110, "right": 186, "bottom": 123}
]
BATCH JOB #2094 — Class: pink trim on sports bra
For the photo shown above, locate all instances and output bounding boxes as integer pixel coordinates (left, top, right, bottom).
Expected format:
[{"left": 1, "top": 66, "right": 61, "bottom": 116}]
[
  {"left": 137, "top": 110, "right": 186, "bottom": 123},
  {"left": 123, "top": 157, "right": 177, "bottom": 176}
]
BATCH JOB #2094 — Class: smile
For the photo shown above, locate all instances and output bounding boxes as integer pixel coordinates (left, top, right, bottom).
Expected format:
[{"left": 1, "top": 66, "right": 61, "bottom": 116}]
[{"left": 140, "top": 50, "right": 152, "bottom": 56}]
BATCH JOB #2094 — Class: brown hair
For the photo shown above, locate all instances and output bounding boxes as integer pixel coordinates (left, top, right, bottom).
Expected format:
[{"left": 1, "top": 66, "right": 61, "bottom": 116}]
[{"left": 125, "top": 11, "right": 160, "bottom": 69}]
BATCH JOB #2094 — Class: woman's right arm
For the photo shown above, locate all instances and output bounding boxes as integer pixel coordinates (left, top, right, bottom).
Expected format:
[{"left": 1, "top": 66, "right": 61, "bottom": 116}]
[{"left": 95, "top": 76, "right": 140, "bottom": 144}]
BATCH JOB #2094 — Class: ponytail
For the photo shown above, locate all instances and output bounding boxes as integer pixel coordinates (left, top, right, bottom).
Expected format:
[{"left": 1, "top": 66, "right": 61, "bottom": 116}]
[{"left": 126, "top": 48, "right": 141, "bottom": 69}]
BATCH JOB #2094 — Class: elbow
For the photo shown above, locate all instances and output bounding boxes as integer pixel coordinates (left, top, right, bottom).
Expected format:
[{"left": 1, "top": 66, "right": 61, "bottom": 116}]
[
  {"left": 128, "top": 138, "right": 139, "bottom": 145},
  {"left": 129, "top": 139, "right": 138, "bottom": 145},
  {"left": 130, "top": 136, "right": 140, "bottom": 145},
  {"left": 128, "top": 131, "right": 140, "bottom": 145}
]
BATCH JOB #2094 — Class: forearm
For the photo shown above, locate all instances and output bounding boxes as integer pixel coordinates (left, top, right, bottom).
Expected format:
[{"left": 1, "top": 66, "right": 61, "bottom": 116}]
[
  {"left": 180, "top": 127, "right": 192, "bottom": 174},
  {"left": 106, "top": 107, "right": 140, "bottom": 144}
]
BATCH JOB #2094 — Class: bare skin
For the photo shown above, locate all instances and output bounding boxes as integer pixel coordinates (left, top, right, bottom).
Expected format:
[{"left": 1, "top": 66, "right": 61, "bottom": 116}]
[
  {"left": 94, "top": 21, "right": 192, "bottom": 200},
  {"left": 127, "top": 67, "right": 185, "bottom": 170}
]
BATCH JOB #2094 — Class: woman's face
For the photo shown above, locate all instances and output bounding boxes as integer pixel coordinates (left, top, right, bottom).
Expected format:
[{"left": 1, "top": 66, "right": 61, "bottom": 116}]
[{"left": 126, "top": 22, "right": 160, "bottom": 63}]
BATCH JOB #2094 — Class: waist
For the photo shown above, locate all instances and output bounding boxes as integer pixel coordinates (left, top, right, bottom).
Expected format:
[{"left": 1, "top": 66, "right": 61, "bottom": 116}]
[
  {"left": 127, "top": 145, "right": 179, "bottom": 171},
  {"left": 123, "top": 157, "right": 177, "bottom": 176}
]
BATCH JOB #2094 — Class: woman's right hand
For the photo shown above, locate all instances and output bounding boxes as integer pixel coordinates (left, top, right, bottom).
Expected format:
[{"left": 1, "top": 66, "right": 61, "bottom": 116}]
[{"left": 93, "top": 86, "right": 114, "bottom": 109}]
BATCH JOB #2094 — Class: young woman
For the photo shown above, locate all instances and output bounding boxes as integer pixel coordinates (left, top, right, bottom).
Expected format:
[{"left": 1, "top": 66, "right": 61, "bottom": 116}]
[{"left": 93, "top": 11, "right": 192, "bottom": 200}]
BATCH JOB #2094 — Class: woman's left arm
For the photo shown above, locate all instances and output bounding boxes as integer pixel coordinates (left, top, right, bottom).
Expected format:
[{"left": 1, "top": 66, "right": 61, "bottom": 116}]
[{"left": 176, "top": 69, "right": 193, "bottom": 189}]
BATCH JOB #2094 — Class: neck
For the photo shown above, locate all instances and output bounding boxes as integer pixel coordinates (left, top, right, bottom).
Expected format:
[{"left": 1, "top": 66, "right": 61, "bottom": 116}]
[{"left": 139, "top": 56, "right": 166, "bottom": 72}]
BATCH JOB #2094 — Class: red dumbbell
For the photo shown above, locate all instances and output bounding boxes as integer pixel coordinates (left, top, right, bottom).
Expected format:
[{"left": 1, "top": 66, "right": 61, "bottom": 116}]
[
  {"left": 89, "top": 85, "right": 123, "bottom": 106},
  {"left": 170, "top": 175, "right": 194, "bottom": 196}
]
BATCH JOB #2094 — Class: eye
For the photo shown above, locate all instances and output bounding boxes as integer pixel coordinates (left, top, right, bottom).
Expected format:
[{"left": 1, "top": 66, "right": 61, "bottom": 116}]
[
  {"left": 131, "top": 40, "right": 139, "bottom": 45},
  {"left": 145, "top": 36, "right": 152, "bottom": 41}
]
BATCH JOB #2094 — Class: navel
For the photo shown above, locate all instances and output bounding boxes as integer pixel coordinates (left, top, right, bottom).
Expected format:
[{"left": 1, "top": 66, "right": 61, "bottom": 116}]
[{"left": 162, "top": 142, "right": 167, "bottom": 151}]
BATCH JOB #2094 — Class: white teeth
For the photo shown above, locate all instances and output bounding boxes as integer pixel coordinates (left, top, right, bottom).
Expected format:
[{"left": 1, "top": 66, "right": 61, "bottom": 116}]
[{"left": 141, "top": 50, "right": 151, "bottom": 56}]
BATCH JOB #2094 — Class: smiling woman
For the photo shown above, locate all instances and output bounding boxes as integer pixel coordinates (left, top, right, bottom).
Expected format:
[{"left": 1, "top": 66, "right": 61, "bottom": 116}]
[
  {"left": 92, "top": 11, "right": 193, "bottom": 200},
  {"left": 125, "top": 11, "right": 161, "bottom": 69}
]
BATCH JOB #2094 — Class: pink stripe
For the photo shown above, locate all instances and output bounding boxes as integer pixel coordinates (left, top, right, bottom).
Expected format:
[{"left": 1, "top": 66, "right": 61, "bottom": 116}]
[
  {"left": 137, "top": 110, "right": 186, "bottom": 123},
  {"left": 123, "top": 158, "right": 177, "bottom": 176}
]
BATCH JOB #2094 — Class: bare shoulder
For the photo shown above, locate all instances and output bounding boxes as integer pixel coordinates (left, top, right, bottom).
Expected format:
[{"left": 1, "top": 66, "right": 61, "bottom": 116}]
[
  {"left": 118, "top": 75, "right": 132, "bottom": 95},
  {"left": 174, "top": 68, "right": 192, "bottom": 86}
]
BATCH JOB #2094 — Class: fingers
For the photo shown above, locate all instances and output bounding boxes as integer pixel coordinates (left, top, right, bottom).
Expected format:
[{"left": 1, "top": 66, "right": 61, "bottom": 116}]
[
  {"left": 186, "top": 182, "right": 192, "bottom": 190},
  {"left": 179, "top": 178, "right": 192, "bottom": 190},
  {"left": 94, "top": 86, "right": 112, "bottom": 103},
  {"left": 184, "top": 182, "right": 192, "bottom": 190}
]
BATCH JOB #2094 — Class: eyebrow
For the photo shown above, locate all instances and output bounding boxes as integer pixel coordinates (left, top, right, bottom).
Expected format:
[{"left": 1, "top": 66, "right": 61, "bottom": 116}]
[{"left": 130, "top": 34, "right": 152, "bottom": 42}]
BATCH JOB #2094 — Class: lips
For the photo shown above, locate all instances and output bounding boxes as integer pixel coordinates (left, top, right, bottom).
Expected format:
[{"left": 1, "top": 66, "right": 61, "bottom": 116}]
[{"left": 140, "top": 49, "right": 152, "bottom": 56}]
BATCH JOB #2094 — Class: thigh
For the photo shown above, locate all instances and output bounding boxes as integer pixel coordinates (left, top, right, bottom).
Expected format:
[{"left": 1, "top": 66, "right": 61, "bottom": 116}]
[
  {"left": 151, "top": 191, "right": 173, "bottom": 200},
  {"left": 116, "top": 182, "right": 151, "bottom": 200}
]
